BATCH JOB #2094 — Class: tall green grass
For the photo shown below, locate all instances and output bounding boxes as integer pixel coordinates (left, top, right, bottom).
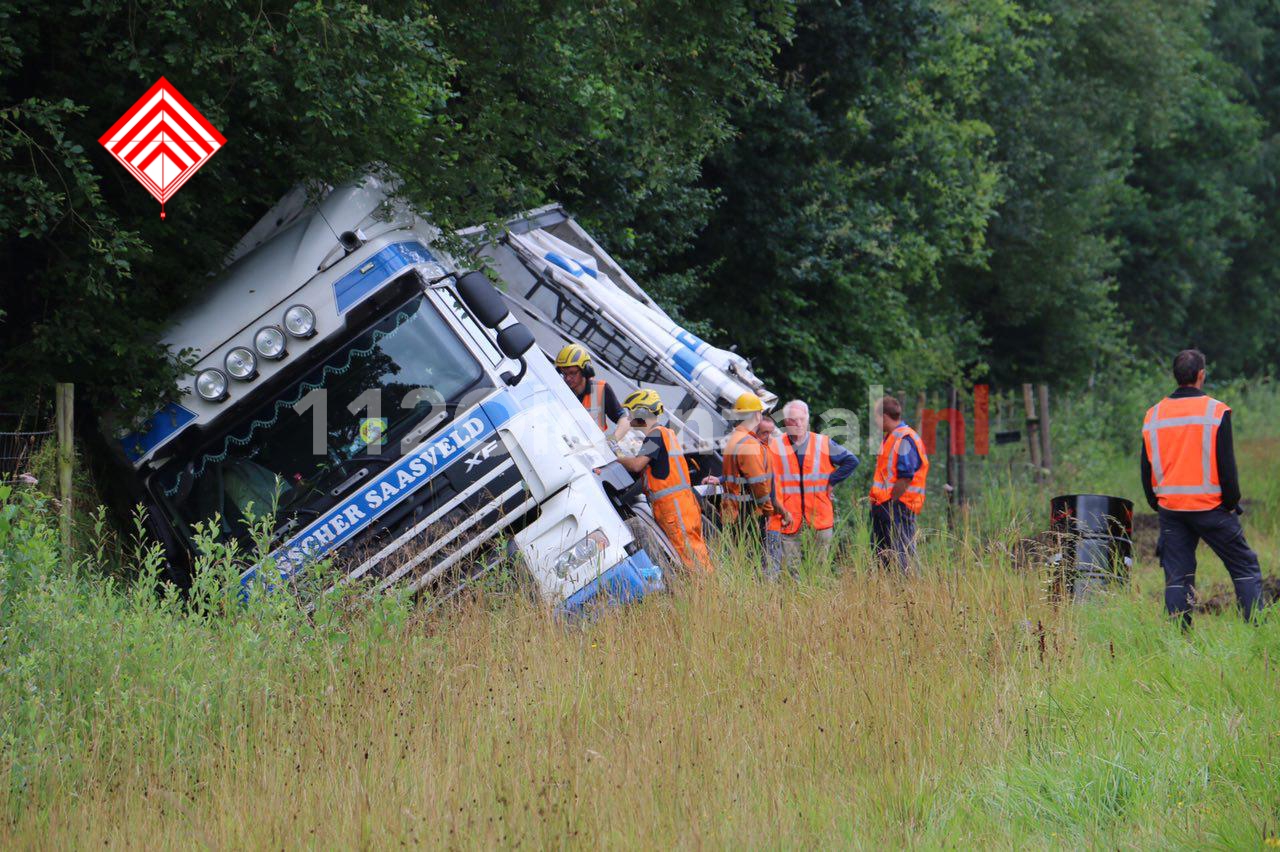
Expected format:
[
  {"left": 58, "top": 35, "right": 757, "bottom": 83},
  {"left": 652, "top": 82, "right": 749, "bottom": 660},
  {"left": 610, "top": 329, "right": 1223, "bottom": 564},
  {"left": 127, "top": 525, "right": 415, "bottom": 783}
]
[
  {"left": 0, "top": 487, "right": 411, "bottom": 814},
  {"left": 935, "top": 595, "right": 1279, "bottom": 848},
  {"left": 0, "top": 375, "right": 1276, "bottom": 846}
]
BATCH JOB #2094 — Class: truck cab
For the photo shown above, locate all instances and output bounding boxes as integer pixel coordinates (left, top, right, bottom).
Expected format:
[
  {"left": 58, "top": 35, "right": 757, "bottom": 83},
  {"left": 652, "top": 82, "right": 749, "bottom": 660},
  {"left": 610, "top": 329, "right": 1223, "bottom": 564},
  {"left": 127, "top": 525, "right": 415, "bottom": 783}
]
[{"left": 111, "top": 177, "right": 662, "bottom": 614}]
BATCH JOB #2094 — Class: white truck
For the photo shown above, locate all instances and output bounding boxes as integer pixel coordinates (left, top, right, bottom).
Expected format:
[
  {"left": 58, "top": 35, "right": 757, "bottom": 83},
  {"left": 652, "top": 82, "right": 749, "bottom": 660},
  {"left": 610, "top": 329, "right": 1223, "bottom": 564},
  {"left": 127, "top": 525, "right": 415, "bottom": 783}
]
[
  {"left": 109, "top": 177, "right": 663, "bottom": 614},
  {"left": 460, "top": 205, "right": 777, "bottom": 493}
]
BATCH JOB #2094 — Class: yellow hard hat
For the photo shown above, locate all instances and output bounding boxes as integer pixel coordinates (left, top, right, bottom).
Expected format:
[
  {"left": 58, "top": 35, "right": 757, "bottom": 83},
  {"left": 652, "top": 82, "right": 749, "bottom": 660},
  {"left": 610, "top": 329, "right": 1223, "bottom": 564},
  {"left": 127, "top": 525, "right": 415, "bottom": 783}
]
[
  {"left": 729, "top": 392, "right": 764, "bottom": 417},
  {"left": 622, "top": 388, "right": 665, "bottom": 419},
  {"left": 554, "top": 344, "right": 592, "bottom": 371}
]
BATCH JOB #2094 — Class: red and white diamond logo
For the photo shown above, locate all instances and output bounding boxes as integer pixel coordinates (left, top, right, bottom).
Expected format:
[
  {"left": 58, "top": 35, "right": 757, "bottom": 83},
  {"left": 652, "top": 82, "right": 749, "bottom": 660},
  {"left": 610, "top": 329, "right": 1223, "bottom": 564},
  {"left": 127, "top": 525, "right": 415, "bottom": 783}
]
[{"left": 99, "top": 77, "right": 225, "bottom": 217}]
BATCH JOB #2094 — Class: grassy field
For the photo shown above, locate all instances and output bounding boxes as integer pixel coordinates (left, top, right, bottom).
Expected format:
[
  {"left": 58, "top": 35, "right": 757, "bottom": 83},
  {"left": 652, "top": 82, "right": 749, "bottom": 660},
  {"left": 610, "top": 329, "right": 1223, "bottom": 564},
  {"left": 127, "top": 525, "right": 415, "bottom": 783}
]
[{"left": 1, "top": 379, "right": 1278, "bottom": 848}]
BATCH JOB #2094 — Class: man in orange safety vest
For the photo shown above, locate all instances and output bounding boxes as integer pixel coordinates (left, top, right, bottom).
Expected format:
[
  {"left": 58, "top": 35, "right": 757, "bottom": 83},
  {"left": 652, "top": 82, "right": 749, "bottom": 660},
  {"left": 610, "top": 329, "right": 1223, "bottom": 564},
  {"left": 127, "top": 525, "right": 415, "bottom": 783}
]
[
  {"left": 613, "top": 388, "right": 712, "bottom": 573},
  {"left": 554, "top": 343, "right": 631, "bottom": 440},
  {"left": 767, "top": 399, "right": 859, "bottom": 570},
  {"left": 1141, "top": 349, "right": 1262, "bottom": 627},
  {"left": 701, "top": 393, "right": 791, "bottom": 576},
  {"left": 870, "top": 396, "right": 929, "bottom": 575}
]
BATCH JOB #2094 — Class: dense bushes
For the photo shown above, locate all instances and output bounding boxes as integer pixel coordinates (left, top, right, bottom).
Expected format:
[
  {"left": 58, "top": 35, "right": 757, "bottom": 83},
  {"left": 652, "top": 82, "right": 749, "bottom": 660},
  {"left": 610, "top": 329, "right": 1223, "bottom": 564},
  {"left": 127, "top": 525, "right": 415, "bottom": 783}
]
[{"left": 5, "top": 1, "right": 1280, "bottom": 416}]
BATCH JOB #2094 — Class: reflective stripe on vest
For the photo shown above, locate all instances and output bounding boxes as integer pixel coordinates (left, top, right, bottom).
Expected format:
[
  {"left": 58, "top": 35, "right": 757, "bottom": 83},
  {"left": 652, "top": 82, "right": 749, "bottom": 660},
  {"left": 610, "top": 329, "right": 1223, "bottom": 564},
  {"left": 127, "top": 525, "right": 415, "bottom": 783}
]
[
  {"left": 642, "top": 426, "right": 704, "bottom": 546},
  {"left": 1143, "top": 395, "right": 1228, "bottom": 510},
  {"left": 769, "top": 433, "right": 835, "bottom": 533},
  {"left": 643, "top": 425, "right": 694, "bottom": 502},
  {"left": 582, "top": 379, "right": 608, "bottom": 431},
  {"left": 722, "top": 428, "right": 773, "bottom": 515},
  {"left": 870, "top": 424, "right": 929, "bottom": 513}
]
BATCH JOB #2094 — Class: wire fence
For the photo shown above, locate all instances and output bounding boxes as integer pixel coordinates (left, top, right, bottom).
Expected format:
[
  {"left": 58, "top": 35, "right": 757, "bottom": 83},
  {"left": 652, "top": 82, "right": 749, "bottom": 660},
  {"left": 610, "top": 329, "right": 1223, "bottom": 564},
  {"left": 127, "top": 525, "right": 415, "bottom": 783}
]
[{"left": 0, "top": 412, "right": 52, "bottom": 480}]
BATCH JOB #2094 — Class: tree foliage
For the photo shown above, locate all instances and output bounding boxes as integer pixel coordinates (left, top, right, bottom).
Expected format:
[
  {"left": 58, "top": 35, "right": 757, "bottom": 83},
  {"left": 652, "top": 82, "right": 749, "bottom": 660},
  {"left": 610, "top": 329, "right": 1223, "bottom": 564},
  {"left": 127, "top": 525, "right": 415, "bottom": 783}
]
[
  {"left": 684, "top": 0, "right": 1009, "bottom": 409},
  {"left": 0, "top": 0, "right": 786, "bottom": 416},
  {"left": 4, "top": 0, "right": 1280, "bottom": 418}
]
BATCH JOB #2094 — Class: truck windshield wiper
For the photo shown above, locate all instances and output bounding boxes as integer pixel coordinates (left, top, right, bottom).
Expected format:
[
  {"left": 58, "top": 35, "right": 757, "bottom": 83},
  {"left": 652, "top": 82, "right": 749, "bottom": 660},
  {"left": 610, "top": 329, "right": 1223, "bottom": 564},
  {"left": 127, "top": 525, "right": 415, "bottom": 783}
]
[
  {"left": 323, "top": 455, "right": 395, "bottom": 498},
  {"left": 276, "top": 455, "right": 395, "bottom": 518},
  {"left": 268, "top": 452, "right": 391, "bottom": 543}
]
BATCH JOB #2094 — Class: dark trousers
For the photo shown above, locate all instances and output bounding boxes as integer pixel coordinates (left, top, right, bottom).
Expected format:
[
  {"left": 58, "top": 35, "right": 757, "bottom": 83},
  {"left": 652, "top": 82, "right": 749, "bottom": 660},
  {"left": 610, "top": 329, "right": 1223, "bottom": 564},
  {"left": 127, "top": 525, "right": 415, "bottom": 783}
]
[
  {"left": 1157, "top": 507, "right": 1263, "bottom": 626},
  {"left": 870, "top": 500, "right": 917, "bottom": 575}
]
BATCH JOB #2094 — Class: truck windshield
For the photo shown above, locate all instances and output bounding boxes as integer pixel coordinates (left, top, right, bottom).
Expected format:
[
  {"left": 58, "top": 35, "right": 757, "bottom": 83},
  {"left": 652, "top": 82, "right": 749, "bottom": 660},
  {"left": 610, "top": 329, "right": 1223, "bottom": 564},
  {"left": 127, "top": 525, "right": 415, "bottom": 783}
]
[{"left": 154, "top": 291, "right": 489, "bottom": 548}]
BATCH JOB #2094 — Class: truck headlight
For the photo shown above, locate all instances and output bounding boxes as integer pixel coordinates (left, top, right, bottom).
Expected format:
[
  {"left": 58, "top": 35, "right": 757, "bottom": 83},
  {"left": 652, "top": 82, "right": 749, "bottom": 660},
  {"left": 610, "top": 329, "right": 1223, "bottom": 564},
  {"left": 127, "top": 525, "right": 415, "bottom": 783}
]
[
  {"left": 284, "top": 304, "right": 316, "bottom": 338},
  {"left": 254, "top": 326, "right": 287, "bottom": 360},
  {"left": 195, "top": 368, "right": 229, "bottom": 402},
  {"left": 553, "top": 529, "right": 609, "bottom": 579},
  {"left": 224, "top": 347, "right": 257, "bottom": 380}
]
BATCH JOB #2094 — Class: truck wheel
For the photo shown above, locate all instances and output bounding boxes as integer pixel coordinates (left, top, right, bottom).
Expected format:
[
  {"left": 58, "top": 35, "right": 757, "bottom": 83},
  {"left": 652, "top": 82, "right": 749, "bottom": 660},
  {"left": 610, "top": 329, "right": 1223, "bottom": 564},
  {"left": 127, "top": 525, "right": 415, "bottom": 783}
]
[{"left": 624, "top": 509, "right": 681, "bottom": 574}]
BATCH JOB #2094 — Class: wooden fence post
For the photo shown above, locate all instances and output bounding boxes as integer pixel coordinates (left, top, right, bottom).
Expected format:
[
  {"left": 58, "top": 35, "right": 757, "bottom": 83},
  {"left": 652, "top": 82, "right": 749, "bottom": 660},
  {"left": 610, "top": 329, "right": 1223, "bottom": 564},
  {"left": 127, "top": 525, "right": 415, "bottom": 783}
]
[
  {"left": 950, "top": 386, "right": 967, "bottom": 505},
  {"left": 1022, "top": 383, "right": 1042, "bottom": 473},
  {"left": 55, "top": 382, "right": 74, "bottom": 564},
  {"left": 1037, "top": 384, "right": 1053, "bottom": 474}
]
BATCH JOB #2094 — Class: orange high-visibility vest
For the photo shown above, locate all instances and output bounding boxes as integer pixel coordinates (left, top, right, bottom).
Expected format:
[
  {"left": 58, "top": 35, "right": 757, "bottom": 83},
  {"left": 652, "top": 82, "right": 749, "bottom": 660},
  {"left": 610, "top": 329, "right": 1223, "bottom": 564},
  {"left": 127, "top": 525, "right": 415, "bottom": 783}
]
[
  {"left": 722, "top": 427, "right": 773, "bottom": 525},
  {"left": 768, "top": 433, "right": 835, "bottom": 534},
  {"left": 870, "top": 424, "right": 929, "bottom": 514},
  {"left": 1143, "top": 394, "right": 1229, "bottom": 511},
  {"left": 581, "top": 379, "right": 610, "bottom": 431},
  {"left": 643, "top": 426, "right": 711, "bottom": 571}
]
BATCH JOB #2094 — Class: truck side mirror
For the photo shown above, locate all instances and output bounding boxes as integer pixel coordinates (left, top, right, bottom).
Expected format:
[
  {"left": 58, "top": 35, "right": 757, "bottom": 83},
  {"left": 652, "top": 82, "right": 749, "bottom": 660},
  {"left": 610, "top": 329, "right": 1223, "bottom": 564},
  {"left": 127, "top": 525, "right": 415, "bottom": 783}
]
[
  {"left": 497, "top": 323, "right": 535, "bottom": 359},
  {"left": 496, "top": 323, "right": 536, "bottom": 386},
  {"left": 456, "top": 271, "right": 510, "bottom": 329}
]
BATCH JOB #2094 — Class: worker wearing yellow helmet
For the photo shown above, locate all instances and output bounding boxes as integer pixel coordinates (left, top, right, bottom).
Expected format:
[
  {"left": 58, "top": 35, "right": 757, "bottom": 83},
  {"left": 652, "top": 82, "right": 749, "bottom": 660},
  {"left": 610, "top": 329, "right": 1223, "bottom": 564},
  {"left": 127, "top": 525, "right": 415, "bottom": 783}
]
[
  {"left": 554, "top": 343, "right": 631, "bottom": 440},
  {"left": 613, "top": 389, "right": 712, "bottom": 573},
  {"left": 703, "top": 393, "right": 791, "bottom": 576}
]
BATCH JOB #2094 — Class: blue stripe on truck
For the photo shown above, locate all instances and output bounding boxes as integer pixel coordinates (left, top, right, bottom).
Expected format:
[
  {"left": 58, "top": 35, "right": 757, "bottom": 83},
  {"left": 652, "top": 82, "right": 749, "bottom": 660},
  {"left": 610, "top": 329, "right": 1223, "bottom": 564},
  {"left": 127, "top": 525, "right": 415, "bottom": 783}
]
[
  {"left": 675, "top": 329, "right": 707, "bottom": 354},
  {"left": 119, "top": 402, "right": 197, "bottom": 463},
  {"left": 242, "top": 391, "right": 516, "bottom": 589},
  {"left": 670, "top": 346, "right": 700, "bottom": 380},
  {"left": 544, "top": 251, "right": 585, "bottom": 277},
  {"left": 333, "top": 241, "right": 438, "bottom": 313}
]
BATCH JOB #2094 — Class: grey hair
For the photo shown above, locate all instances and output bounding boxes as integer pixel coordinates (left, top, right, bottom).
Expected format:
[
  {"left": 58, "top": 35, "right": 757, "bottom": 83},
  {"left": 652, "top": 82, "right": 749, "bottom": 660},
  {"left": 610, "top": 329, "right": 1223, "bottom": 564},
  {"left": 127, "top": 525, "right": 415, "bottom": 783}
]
[{"left": 783, "top": 399, "right": 809, "bottom": 421}]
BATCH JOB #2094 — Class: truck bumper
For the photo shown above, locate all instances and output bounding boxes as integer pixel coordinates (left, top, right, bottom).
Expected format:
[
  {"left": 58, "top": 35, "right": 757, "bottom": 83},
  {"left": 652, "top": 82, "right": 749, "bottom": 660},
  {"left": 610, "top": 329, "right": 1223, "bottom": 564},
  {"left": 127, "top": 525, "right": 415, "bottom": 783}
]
[{"left": 556, "top": 549, "right": 664, "bottom": 617}]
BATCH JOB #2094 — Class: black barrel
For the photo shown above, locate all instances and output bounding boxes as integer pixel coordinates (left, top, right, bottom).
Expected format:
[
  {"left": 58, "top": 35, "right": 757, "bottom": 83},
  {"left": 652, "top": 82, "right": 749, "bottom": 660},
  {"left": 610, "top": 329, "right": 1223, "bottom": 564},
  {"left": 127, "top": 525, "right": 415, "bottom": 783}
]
[{"left": 1050, "top": 494, "right": 1134, "bottom": 601}]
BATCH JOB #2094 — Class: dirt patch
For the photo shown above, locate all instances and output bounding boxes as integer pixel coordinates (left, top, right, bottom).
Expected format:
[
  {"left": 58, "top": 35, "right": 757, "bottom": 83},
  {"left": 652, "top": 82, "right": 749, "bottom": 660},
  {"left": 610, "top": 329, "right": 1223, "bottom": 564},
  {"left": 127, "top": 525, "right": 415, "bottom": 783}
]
[
  {"left": 1193, "top": 574, "right": 1280, "bottom": 614},
  {"left": 1131, "top": 512, "right": 1158, "bottom": 558}
]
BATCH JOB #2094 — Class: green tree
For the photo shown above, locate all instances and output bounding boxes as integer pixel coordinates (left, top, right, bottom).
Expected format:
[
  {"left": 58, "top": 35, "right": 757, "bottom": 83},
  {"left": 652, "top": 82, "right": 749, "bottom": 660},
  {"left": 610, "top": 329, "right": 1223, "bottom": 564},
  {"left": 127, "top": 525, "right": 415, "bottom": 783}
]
[
  {"left": 1113, "top": 1, "right": 1263, "bottom": 369},
  {"left": 0, "top": 0, "right": 788, "bottom": 420},
  {"left": 427, "top": 0, "right": 791, "bottom": 309},
  {"left": 1, "top": 0, "right": 459, "bottom": 418},
  {"left": 1197, "top": 0, "right": 1280, "bottom": 375},
  {"left": 683, "top": 0, "right": 1008, "bottom": 410},
  {"left": 949, "top": 0, "right": 1270, "bottom": 385}
]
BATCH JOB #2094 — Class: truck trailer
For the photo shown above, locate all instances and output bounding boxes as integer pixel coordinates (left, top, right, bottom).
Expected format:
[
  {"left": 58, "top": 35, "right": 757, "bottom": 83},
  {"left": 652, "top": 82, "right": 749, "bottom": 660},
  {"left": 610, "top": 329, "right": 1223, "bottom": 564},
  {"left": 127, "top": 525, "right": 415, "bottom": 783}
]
[{"left": 460, "top": 206, "right": 777, "bottom": 500}]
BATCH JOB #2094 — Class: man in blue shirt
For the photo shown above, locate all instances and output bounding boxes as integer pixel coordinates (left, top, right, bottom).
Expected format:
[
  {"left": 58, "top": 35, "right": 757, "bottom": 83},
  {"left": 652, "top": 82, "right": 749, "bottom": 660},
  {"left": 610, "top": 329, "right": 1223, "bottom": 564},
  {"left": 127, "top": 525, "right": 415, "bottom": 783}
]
[{"left": 870, "top": 396, "right": 930, "bottom": 575}]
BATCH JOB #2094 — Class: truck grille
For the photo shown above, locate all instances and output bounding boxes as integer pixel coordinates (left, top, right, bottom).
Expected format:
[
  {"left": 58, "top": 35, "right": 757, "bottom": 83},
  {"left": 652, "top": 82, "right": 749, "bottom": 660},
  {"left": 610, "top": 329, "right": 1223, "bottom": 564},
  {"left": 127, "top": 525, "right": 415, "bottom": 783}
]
[{"left": 334, "top": 436, "right": 537, "bottom": 594}]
